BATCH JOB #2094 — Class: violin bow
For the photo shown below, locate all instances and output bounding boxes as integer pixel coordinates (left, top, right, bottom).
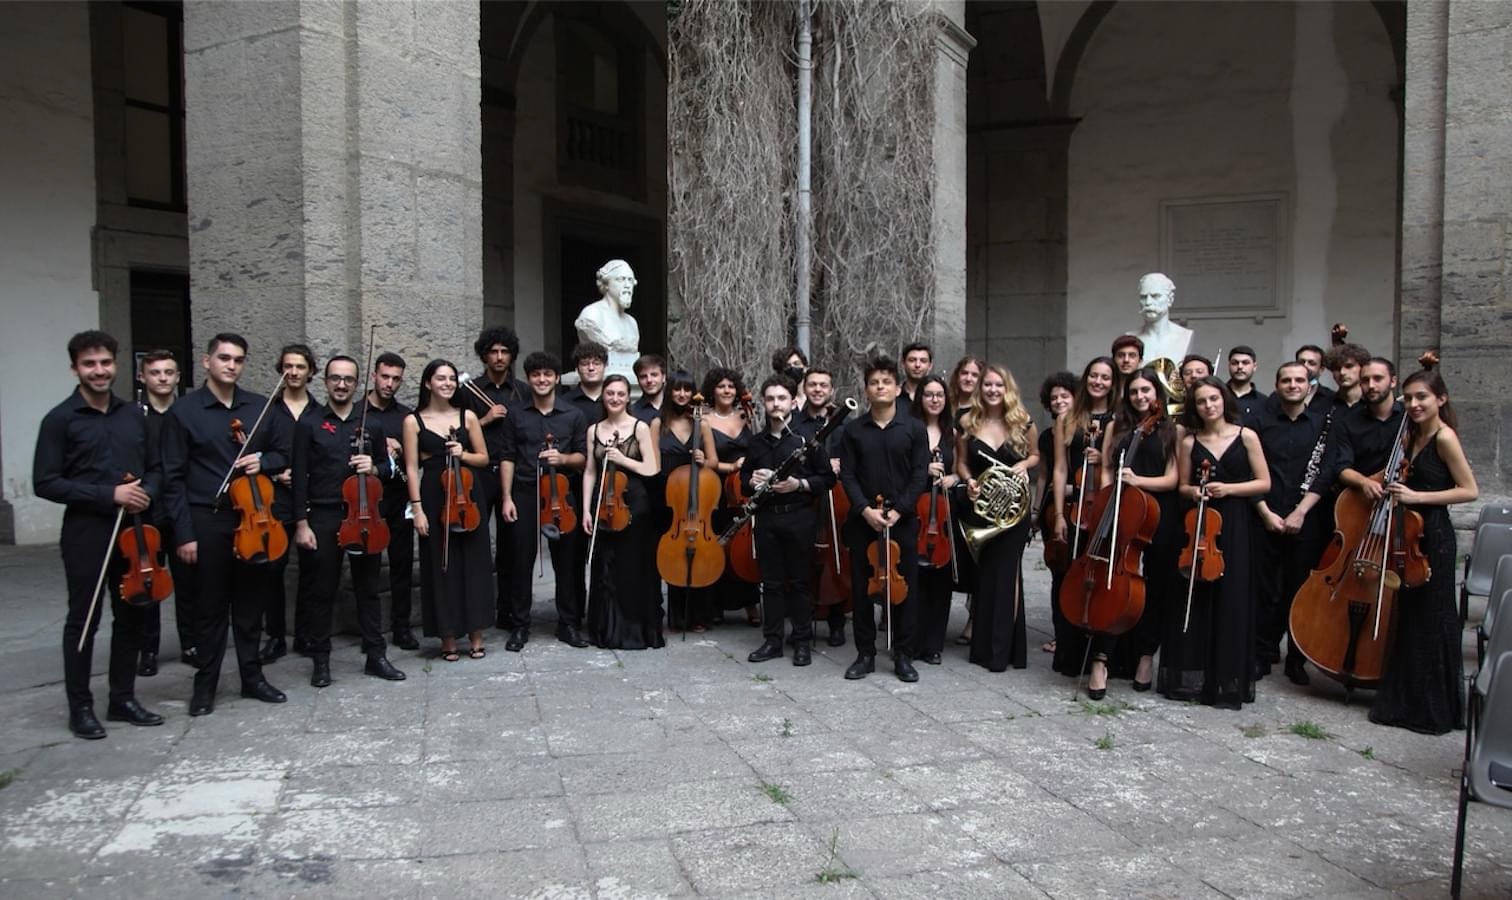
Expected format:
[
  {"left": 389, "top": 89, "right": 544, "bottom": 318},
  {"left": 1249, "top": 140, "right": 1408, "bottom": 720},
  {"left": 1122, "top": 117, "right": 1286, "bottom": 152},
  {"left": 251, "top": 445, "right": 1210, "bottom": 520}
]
[
  {"left": 212, "top": 372, "right": 287, "bottom": 510},
  {"left": 79, "top": 504, "right": 128, "bottom": 653},
  {"left": 355, "top": 323, "right": 377, "bottom": 459},
  {"left": 584, "top": 429, "right": 617, "bottom": 603}
]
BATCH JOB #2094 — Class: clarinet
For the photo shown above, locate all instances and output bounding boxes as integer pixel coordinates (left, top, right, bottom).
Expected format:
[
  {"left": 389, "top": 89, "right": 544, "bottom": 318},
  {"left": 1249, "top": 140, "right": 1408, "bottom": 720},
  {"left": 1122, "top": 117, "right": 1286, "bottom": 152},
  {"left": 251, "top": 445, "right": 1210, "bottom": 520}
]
[
  {"left": 1298, "top": 407, "right": 1334, "bottom": 498},
  {"left": 717, "top": 399, "right": 857, "bottom": 543}
]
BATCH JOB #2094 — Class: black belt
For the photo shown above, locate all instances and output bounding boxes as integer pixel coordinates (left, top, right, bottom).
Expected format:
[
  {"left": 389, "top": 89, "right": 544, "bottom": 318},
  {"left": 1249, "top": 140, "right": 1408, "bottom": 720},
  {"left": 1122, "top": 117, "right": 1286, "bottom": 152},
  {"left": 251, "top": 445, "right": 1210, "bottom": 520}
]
[{"left": 764, "top": 499, "right": 813, "bottom": 515}]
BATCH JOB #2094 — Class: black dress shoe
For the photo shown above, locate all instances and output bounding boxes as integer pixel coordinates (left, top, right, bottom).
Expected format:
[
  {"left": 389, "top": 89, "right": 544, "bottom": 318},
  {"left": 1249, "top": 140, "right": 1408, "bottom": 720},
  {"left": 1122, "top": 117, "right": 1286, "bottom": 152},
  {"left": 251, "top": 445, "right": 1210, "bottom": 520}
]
[
  {"left": 137, "top": 652, "right": 158, "bottom": 677},
  {"left": 894, "top": 654, "right": 919, "bottom": 683},
  {"left": 260, "top": 636, "right": 288, "bottom": 664},
  {"left": 69, "top": 706, "right": 106, "bottom": 740},
  {"left": 844, "top": 654, "right": 875, "bottom": 680},
  {"left": 365, "top": 655, "right": 407, "bottom": 681},
  {"left": 189, "top": 691, "right": 215, "bottom": 717},
  {"left": 1131, "top": 680, "right": 1152, "bottom": 693},
  {"left": 241, "top": 680, "right": 288, "bottom": 704},
  {"left": 392, "top": 628, "right": 420, "bottom": 651},
  {"left": 505, "top": 628, "right": 529, "bottom": 652},
  {"left": 793, "top": 643, "right": 812, "bottom": 667},
  {"left": 827, "top": 625, "right": 847, "bottom": 647},
  {"left": 1086, "top": 686, "right": 1107, "bottom": 701},
  {"left": 748, "top": 639, "right": 784, "bottom": 663},
  {"left": 106, "top": 698, "right": 164, "bottom": 727},
  {"left": 1285, "top": 657, "right": 1311, "bottom": 686},
  {"left": 310, "top": 656, "right": 332, "bottom": 688},
  {"left": 921, "top": 652, "right": 943, "bottom": 665},
  {"left": 556, "top": 625, "right": 590, "bottom": 648}
]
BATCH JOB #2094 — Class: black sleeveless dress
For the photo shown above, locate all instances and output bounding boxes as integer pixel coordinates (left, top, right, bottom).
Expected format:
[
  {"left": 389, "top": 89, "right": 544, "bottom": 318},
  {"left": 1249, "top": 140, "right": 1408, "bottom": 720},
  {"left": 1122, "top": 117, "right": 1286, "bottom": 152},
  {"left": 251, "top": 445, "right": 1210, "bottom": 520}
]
[
  {"left": 1124, "top": 422, "right": 1181, "bottom": 664},
  {"left": 1369, "top": 431, "right": 1463, "bottom": 735},
  {"left": 1052, "top": 412, "right": 1116, "bottom": 676},
  {"left": 1158, "top": 429, "right": 1260, "bottom": 709},
  {"left": 711, "top": 424, "right": 759, "bottom": 614},
  {"left": 966, "top": 437, "right": 1030, "bottom": 671},
  {"left": 414, "top": 413, "right": 493, "bottom": 639},
  {"left": 586, "top": 428, "right": 663, "bottom": 650}
]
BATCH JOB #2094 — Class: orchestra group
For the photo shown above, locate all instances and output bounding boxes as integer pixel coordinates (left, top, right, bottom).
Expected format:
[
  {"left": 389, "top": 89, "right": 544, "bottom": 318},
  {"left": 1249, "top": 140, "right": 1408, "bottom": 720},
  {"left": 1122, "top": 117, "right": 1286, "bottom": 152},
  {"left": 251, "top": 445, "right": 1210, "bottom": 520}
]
[{"left": 35, "top": 323, "right": 1479, "bottom": 742}]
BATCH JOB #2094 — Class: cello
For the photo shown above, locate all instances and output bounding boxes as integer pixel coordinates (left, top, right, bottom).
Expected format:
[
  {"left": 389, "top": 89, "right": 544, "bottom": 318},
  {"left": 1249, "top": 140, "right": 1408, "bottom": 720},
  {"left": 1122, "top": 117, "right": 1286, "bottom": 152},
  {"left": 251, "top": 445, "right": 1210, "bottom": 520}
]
[
  {"left": 657, "top": 396, "right": 725, "bottom": 618},
  {"left": 722, "top": 390, "right": 761, "bottom": 583},
  {"left": 866, "top": 495, "right": 908, "bottom": 650},
  {"left": 1178, "top": 458, "right": 1224, "bottom": 632},
  {"left": 1058, "top": 414, "right": 1161, "bottom": 637},
  {"left": 1289, "top": 405, "right": 1429, "bottom": 690},
  {"left": 337, "top": 325, "right": 390, "bottom": 555}
]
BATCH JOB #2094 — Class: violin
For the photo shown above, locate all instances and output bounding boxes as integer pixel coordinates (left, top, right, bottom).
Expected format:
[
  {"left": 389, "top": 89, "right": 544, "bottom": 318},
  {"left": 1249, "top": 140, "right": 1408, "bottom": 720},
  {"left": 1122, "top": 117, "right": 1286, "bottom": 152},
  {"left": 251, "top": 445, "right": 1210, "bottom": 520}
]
[
  {"left": 722, "top": 391, "right": 761, "bottom": 583},
  {"left": 226, "top": 417, "right": 289, "bottom": 564},
  {"left": 592, "top": 430, "right": 632, "bottom": 533},
  {"left": 338, "top": 425, "right": 389, "bottom": 555},
  {"left": 1058, "top": 414, "right": 1161, "bottom": 636},
  {"left": 1178, "top": 458, "right": 1225, "bottom": 632},
  {"left": 538, "top": 432, "right": 577, "bottom": 540},
  {"left": 866, "top": 495, "right": 908, "bottom": 608},
  {"left": 440, "top": 425, "right": 481, "bottom": 534},
  {"left": 1066, "top": 420, "right": 1102, "bottom": 550},
  {"left": 916, "top": 447, "right": 952, "bottom": 569},
  {"left": 116, "top": 470, "right": 172, "bottom": 605},
  {"left": 657, "top": 395, "right": 724, "bottom": 589}
]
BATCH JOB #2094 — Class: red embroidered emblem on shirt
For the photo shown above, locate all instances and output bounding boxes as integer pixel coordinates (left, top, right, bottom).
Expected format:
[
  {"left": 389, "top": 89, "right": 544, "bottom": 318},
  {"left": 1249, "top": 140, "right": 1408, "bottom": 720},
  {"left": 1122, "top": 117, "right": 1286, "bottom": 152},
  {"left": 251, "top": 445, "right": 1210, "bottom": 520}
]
[{"left": 322, "top": 422, "right": 338, "bottom": 434}]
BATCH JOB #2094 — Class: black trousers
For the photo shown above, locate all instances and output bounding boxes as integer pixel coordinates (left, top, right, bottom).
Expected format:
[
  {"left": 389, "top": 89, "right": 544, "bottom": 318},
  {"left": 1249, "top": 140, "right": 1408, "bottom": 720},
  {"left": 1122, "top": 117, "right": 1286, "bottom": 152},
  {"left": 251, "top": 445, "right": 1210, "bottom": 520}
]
[
  {"left": 478, "top": 468, "right": 515, "bottom": 625},
  {"left": 189, "top": 507, "right": 272, "bottom": 696},
  {"left": 505, "top": 480, "right": 582, "bottom": 629},
  {"left": 59, "top": 511, "right": 147, "bottom": 709},
  {"left": 299, "top": 505, "right": 386, "bottom": 656},
  {"left": 847, "top": 515, "right": 919, "bottom": 656},
  {"left": 1257, "top": 525, "right": 1325, "bottom": 663},
  {"left": 755, "top": 506, "right": 816, "bottom": 644},
  {"left": 916, "top": 564, "right": 954, "bottom": 656},
  {"left": 385, "top": 507, "right": 415, "bottom": 632}
]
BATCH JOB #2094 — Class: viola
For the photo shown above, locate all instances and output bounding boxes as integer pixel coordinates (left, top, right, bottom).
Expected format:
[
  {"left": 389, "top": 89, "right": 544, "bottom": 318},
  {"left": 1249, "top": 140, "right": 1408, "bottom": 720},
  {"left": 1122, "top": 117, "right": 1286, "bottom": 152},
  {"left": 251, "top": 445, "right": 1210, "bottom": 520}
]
[
  {"left": 116, "top": 471, "right": 172, "bottom": 605},
  {"left": 227, "top": 418, "right": 289, "bottom": 564},
  {"left": 538, "top": 432, "right": 577, "bottom": 540},
  {"left": 723, "top": 391, "right": 761, "bottom": 584},
  {"left": 916, "top": 447, "right": 952, "bottom": 569},
  {"left": 338, "top": 426, "right": 389, "bottom": 555},
  {"left": 1178, "top": 458, "right": 1224, "bottom": 632},
  {"left": 1058, "top": 414, "right": 1161, "bottom": 636},
  {"left": 866, "top": 495, "right": 907, "bottom": 607},
  {"left": 657, "top": 396, "right": 724, "bottom": 589}
]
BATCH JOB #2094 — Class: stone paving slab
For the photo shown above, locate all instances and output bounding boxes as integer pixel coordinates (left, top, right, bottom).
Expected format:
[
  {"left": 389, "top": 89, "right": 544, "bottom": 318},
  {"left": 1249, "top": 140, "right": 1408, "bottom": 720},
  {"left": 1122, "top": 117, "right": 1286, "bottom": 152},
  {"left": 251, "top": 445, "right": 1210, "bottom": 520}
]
[{"left": 2, "top": 542, "right": 1512, "bottom": 897}]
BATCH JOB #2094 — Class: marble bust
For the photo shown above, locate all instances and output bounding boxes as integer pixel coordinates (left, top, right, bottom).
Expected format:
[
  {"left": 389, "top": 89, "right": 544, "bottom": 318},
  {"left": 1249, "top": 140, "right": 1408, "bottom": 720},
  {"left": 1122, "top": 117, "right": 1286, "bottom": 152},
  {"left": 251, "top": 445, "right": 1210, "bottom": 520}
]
[
  {"left": 574, "top": 260, "right": 641, "bottom": 371},
  {"left": 1129, "top": 272, "right": 1193, "bottom": 364}
]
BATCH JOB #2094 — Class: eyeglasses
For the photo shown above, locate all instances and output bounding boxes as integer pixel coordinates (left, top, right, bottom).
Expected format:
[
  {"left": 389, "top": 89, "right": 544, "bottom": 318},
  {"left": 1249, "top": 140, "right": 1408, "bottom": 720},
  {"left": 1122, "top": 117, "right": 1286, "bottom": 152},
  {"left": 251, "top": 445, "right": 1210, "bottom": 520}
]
[{"left": 326, "top": 375, "right": 358, "bottom": 385}]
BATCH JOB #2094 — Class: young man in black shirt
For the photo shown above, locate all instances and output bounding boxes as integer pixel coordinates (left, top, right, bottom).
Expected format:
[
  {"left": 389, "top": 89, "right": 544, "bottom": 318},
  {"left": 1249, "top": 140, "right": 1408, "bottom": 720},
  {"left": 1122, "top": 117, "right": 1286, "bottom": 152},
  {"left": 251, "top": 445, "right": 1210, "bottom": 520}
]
[
  {"left": 501, "top": 352, "right": 589, "bottom": 649},
  {"left": 742, "top": 374, "right": 836, "bottom": 666},
  {"left": 1296, "top": 343, "right": 1336, "bottom": 409},
  {"left": 137, "top": 349, "right": 182, "bottom": 676},
  {"left": 463, "top": 327, "right": 529, "bottom": 631},
  {"left": 161, "top": 333, "right": 289, "bottom": 716},
  {"left": 362, "top": 351, "right": 419, "bottom": 650},
  {"left": 1226, "top": 346, "right": 1268, "bottom": 424},
  {"left": 290, "top": 355, "right": 406, "bottom": 687},
  {"left": 838, "top": 357, "right": 931, "bottom": 682},
  {"left": 632, "top": 353, "right": 666, "bottom": 423},
  {"left": 1323, "top": 342, "right": 1369, "bottom": 412},
  {"left": 1335, "top": 357, "right": 1403, "bottom": 493},
  {"left": 792, "top": 366, "right": 849, "bottom": 647},
  {"left": 261, "top": 344, "right": 324, "bottom": 662},
  {"left": 34, "top": 330, "right": 165, "bottom": 739},
  {"left": 562, "top": 342, "right": 608, "bottom": 427},
  {"left": 897, "top": 342, "right": 933, "bottom": 416}
]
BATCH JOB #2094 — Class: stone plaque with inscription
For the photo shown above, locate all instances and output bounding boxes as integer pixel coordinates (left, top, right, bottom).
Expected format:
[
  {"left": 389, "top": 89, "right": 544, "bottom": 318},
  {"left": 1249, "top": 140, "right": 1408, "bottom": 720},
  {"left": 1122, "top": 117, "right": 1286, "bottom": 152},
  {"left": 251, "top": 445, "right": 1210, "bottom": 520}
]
[{"left": 1160, "top": 196, "right": 1285, "bottom": 318}]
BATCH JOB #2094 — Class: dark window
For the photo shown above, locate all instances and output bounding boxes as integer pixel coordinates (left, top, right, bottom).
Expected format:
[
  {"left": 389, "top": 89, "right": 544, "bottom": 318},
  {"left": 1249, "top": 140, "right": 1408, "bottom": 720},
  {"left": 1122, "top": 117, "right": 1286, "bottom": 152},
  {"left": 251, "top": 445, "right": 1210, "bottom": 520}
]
[
  {"left": 130, "top": 270, "right": 192, "bottom": 391},
  {"left": 122, "top": 2, "right": 185, "bottom": 211},
  {"left": 556, "top": 14, "right": 643, "bottom": 200}
]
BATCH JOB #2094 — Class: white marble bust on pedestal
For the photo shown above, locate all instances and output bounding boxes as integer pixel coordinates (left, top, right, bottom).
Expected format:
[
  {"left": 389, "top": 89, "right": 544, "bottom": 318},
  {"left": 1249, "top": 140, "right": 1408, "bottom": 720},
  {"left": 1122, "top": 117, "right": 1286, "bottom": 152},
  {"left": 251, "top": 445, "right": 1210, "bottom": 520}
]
[
  {"left": 1129, "top": 272, "right": 1194, "bottom": 364},
  {"left": 574, "top": 259, "right": 641, "bottom": 375}
]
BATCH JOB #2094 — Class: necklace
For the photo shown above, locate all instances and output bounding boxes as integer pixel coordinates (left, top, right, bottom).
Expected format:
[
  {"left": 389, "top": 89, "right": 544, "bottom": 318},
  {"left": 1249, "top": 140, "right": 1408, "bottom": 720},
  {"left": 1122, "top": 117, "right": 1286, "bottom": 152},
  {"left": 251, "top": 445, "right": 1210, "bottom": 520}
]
[{"left": 711, "top": 408, "right": 735, "bottom": 419}]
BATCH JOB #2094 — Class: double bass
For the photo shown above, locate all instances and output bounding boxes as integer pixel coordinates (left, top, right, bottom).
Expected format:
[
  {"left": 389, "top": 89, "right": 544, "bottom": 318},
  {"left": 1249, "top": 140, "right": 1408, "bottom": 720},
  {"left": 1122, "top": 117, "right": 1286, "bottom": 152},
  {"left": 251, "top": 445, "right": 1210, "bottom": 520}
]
[
  {"left": 1058, "top": 414, "right": 1161, "bottom": 637},
  {"left": 657, "top": 396, "right": 724, "bottom": 593},
  {"left": 1289, "top": 408, "right": 1429, "bottom": 690}
]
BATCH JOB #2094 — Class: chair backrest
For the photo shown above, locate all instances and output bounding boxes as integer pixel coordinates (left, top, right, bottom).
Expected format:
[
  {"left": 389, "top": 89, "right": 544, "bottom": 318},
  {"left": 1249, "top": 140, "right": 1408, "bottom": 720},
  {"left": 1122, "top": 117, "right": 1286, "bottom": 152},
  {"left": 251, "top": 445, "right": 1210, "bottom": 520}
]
[
  {"left": 1487, "top": 588, "right": 1512, "bottom": 642},
  {"left": 1478, "top": 590, "right": 1512, "bottom": 697},
  {"left": 1472, "top": 651, "right": 1512, "bottom": 807},
  {"left": 1466, "top": 528, "right": 1512, "bottom": 597},
  {"left": 1476, "top": 505, "right": 1512, "bottom": 530}
]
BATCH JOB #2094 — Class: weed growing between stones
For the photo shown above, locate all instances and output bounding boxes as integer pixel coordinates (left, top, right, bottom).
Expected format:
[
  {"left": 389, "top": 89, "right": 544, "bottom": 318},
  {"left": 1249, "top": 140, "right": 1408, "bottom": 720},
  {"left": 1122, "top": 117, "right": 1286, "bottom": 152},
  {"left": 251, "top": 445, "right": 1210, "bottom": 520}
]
[
  {"left": 0, "top": 767, "right": 19, "bottom": 790},
  {"left": 1359, "top": 746, "right": 1375, "bottom": 760},
  {"left": 1094, "top": 731, "right": 1114, "bottom": 751},
  {"left": 754, "top": 673, "right": 773, "bottom": 683},
  {"left": 815, "top": 827, "right": 859, "bottom": 884},
  {"left": 781, "top": 717, "right": 794, "bottom": 738},
  {"left": 1077, "top": 698, "right": 1132, "bottom": 717},
  {"left": 1240, "top": 724, "right": 1269, "bottom": 738},
  {"left": 761, "top": 782, "right": 793, "bottom": 806},
  {"left": 1290, "top": 720, "right": 1329, "bottom": 740}
]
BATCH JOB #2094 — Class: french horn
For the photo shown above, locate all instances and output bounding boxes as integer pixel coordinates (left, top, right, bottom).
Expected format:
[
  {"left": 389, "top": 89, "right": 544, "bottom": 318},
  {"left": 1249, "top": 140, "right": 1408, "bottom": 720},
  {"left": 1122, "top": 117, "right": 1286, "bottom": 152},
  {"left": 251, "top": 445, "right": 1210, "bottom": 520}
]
[
  {"left": 1147, "top": 357, "right": 1186, "bottom": 417},
  {"left": 959, "top": 450, "right": 1030, "bottom": 561}
]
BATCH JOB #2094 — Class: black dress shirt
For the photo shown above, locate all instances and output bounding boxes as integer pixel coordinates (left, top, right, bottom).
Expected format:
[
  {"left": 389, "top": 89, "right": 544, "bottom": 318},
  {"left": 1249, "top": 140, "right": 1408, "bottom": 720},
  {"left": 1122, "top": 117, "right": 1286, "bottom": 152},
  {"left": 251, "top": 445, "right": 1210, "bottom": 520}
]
[
  {"left": 561, "top": 386, "right": 604, "bottom": 427},
  {"left": 160, "top": 385, "right": 287, "bottom": 543},
  {"left": 838, "top": 410, "right": 930, "bottom": 519},
  {"left": 265, "top": 396, "right": 325, "bottom": 519},
  {"left": 739, "top": 427, "right": 837, "bottom": 508},
  {"left": 291, "top": 405, "right": 390, "bottom": 517},
  {"left": 1334, "top": 401, "right": 1404, "bottom": 480},
  {"left": 460, "top": 374, "right": 528, "bottom": 463},
  {"left": 1254, "top": 396, "right": 1335, "bottom": 517},
  {"left": 1231, "top": 387, "right": 1269, "bottom": 426},
  {"left": 358, "top": 395, "right": 413, "bottom": 517},
  {"left": 792, "top": 406, "right": 846, "bottom": 459},
  {"left": 631, "top": 394, "right": 662, "bottom": 424},
  {"left": 33, "top": 390, "right": 159, "bottom": 516},
  {"left": 1307, "top": 383, "right": 1337, "bottom": 412},
  {"left": 506, "top": 402, "right": 588, "bottom": 490}
]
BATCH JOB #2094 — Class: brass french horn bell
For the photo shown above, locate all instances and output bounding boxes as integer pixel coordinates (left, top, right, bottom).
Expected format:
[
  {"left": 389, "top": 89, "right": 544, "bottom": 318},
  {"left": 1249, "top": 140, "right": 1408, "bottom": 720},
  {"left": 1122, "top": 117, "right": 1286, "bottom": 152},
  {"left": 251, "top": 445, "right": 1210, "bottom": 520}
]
[{"left": 1148, "top": 357, "right": 1185, "bottom": 417}]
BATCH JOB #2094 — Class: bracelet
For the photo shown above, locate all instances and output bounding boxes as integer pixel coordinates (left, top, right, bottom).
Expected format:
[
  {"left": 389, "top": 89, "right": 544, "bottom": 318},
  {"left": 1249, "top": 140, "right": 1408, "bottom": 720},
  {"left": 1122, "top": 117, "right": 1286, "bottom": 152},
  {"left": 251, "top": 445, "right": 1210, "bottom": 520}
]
[{"left": 410, "top": 499, "right": 422, "bottom": 506}]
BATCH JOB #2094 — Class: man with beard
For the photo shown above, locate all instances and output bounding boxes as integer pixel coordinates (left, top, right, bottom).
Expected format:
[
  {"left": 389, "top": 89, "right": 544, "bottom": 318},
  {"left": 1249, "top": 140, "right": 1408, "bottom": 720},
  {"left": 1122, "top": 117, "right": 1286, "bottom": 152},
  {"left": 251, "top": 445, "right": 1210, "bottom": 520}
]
[
  {"left": 1226, "top": 346, "right": 1268, "bottom": 424},
  {"left": 361, "top": 351, "right": 419, "bottom": 649},
  {"left": 1335, "top": 358, "right": 1403, "bottom": 497},
  {"left": 465, "top": 327, "right": 529, "bottom": 632},
  {"left": 1295, "top": 344, "right": 1335, "bottom": 410},
  {"left": 897, "top": 343, "right": 933, "bottom": 416},
  {"left": 632, "top": 353, "right": 666, "bottom": 423}
]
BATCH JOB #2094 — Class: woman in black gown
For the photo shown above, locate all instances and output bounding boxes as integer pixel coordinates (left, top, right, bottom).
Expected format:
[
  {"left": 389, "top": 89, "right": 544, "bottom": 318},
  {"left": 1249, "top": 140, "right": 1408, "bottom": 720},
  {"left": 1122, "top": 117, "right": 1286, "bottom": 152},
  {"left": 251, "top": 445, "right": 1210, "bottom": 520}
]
[
  {"left": 1161, "top": 377, "right": 1270, "bottom": 709},
  {"left": 654, "top": 372, "right": 718, "bottom": 631},
  {"left": 912, "top": 375, "right": 962, "bottom": 664},
  {"left": 583, "top": 375, "right": 662, "bottom": 649},
  {"left": 947, "top": 356, "right": 984, "bottom": 643},
  {"left": 1370, "top": 362, "right": 1477, "bottom": 734},
  {"left": 1036, "top": 371, "right": 1076, "bottom": 658},
  {"left": 402, "top": 359, "right": 495, "bottom": 661},
  {"left": 955, "top": 364, "right": 1038, "bottom": 672},
  {"left": 704, "top": 367, "right": 760, "bottom": 626}
]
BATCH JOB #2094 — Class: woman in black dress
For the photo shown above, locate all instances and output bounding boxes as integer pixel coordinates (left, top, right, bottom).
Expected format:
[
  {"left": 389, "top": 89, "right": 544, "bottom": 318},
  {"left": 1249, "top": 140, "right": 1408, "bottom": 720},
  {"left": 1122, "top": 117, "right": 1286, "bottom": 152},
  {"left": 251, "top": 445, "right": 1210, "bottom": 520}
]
[
  {"left": 1161, "top": 377, "right": 1270, "bottom": 709},
  {"left": 955, "top": 364, "right": 1038, "bottom": 672},
  {"left": 1370, "top": 361, "right": 1477, "bottom": 734},
  {"left": 704, "top": 367, "right": 760, "bottom": 626},
  {"left": 654, "top": 371, "right": 718, "bottom": 631},
  {"left": 1036, "top": 371, "right": 1076, "bottom": 657},
  {"left": 1049, "top": 357, "right": 1117, "bottom": 675},
  {"left": 947, "top": 356, "right": 984, "bottom": 643},
  {"left": 583, "top": 375, "right": 662, "bottom": 649},
  {"left": 402, "top": 359, "right": 494, "bottom": 661},
  {"left": 912, "top": 375, "right": 962, "bottom": 664}
]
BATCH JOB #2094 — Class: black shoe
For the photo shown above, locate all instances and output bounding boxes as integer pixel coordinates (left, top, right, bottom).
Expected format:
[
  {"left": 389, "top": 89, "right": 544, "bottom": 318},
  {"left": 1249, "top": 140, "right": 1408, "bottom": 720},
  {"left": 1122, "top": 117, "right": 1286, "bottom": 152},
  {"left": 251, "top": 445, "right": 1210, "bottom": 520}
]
[
  {"left": 1285, "top": 657, "right": 1311, "bottom": 686},
  {"left": 748, "top": 639, "right": 784, "bottom": 663},
  {"left": 106, "top": 698, "right": 164, "bottom": 727},
  {"left": 556, "top": 624, "right": 590, "bottom": 648},
  {"left": 921, "top": 652, "right": 943, "bottom": 665},
  {"left": 137, "top": 652, "right": 158, "bottom": 677},
  {"left": 505, "top": 628, "right": 529, "bottom": 652},
  {"left": 827, "top": 625, "right": 847, "bottom": 647},
  {"left": 364, "top": 655, "right": 407, "bottom": 681},
  {"left": 292, "top": 637, "right": 313, "bottom": 657},
  {"left": 844, "top": 654, "right": 875, "bottom": 680},
  {"left": 69, "top": 706, "right": 106, "bottom": 740},
  {"left": 894, "top": 654, "right": 919, "bottom": 683},
  {"left": 241, "top": 680, "right": 288, "bottom": 704},
  {"left": 793, "top": 644, "right": 812, "bottom": 667},
  {"left": 1086, "top": 687, "right": 1107, "bottom": 701},
  {"left": 1131, "top": 680, "right": 1152, "bottom": 693},
  {"left": 310, "top": 656, "right": 332, "bottom": 688},
  {"left": 181, "top": 647, "right": 204, "bottom": 669},
  {"left": 1255, "top": 659, "right": 1273, "bottom": 679},
  {"left": 189, "top": 691, "right": 215, "bottom": 717},
  {"left": 392, "top": 628, "right": 420, "bottom": 651},
  {"left": 259, "top": 636, "right": 287, "bottom": 664}
]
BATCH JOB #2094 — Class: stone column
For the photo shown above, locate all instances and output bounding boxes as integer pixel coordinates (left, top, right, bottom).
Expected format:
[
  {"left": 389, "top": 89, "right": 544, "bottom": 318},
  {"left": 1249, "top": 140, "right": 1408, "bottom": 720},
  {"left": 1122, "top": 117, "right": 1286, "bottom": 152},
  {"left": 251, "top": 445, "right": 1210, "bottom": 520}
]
[
  {"left": 183, "top": 1, "right": 482, "bottom": 374},
  {"left": 929, "top": 1, "right": 975, "bottom": 369}
]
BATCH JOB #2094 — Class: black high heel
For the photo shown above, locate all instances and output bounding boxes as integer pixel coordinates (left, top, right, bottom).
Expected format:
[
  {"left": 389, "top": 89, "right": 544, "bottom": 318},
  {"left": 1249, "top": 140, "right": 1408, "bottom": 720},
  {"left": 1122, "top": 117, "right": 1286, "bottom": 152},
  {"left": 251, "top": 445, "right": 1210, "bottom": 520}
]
[
  {"left": 1131, "top": 679, "right": 1152, "bottom": 693},
  {"left": 1087, "top": 658, "right": 1108, "bottom": 700}
]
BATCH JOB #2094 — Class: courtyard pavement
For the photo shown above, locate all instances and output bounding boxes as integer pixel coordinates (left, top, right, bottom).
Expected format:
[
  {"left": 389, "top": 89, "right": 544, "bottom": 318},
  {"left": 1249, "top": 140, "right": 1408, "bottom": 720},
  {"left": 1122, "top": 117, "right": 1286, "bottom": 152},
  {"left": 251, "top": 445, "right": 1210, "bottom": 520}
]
[{"left": 0, "top": 541, "right": 1509, "bottom": 898}]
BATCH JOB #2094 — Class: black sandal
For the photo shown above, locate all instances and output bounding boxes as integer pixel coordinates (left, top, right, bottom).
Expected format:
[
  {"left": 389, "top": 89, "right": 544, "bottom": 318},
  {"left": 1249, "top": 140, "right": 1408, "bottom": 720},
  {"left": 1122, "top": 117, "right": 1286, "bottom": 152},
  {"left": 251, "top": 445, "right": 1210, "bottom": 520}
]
[
  {"left": 440, "top": 649, "right": 461, "bottom": 662},
  {"left": 468, "top": 647, "right": 486, "bottom": 659}
]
